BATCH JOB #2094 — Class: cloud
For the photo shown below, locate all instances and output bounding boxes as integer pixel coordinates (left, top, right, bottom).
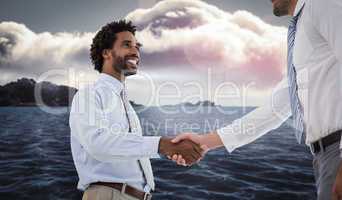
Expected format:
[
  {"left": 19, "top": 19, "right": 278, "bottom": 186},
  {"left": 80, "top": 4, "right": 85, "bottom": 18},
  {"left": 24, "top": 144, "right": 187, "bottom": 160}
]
[
  {"left": 0, "top": 0, "right": 287, "bottom": 89},
  {"left": 126, "top": 0, "right": 288, "bottom": 87},
  {"left": 0, "top": 21, "right": 94, "bottom": 85}
]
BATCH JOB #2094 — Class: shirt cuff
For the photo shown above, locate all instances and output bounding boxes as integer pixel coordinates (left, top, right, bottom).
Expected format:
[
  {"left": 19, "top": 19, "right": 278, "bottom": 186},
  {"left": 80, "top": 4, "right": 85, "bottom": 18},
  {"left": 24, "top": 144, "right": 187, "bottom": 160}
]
[
  {"left": 217, "top": 125, "right": 241, "bottom": 154},
  {"left": 142, "top": 136, "right": 161, "bottom": 159}
]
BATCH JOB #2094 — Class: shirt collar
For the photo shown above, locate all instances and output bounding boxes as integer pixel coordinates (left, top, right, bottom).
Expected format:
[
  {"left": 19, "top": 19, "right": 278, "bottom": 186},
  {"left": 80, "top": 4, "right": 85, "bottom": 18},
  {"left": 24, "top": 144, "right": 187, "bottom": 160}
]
[
  {"left": 293, "top": 0, "right": 305, "bottom": 16},
  {"left": 98, "top": 73, "right": 124, "bottom": 95}
]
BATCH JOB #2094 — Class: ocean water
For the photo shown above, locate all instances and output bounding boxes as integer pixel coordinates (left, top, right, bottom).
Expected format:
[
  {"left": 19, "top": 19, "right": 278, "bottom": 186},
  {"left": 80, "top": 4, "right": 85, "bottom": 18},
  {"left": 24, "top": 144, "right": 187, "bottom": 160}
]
[{"left": 0, "top": 106, "right": 316, "bottom": 200}]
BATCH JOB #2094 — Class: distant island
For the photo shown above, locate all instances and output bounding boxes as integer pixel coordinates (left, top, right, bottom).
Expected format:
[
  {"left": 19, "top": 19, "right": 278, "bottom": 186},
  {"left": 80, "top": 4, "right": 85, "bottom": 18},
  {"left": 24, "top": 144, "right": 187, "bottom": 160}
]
[
  {"left": 179, "top": 101, "right": 215, "bottom": 107},
  {"left": 0, "top": 78, "right": 78, "bottom": 106},
  {"left": 0, "top": 78, "right": 216, "bottom": 107}
]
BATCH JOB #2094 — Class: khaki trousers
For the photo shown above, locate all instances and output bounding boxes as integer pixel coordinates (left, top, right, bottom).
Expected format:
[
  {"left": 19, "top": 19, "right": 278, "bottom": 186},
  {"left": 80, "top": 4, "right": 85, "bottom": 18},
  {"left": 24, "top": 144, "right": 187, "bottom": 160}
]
[{"left": 82, "top": 185, "right": 140, "bottom": 200}]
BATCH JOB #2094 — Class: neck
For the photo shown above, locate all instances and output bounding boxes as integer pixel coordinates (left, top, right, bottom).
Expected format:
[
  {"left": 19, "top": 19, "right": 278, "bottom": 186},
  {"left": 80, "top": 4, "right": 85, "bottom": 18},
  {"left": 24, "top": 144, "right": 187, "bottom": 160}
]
[
  {"left": 289, "top": 0, "right": 298, "bottom": 16},
  {"left": 102, "top": 65, "right": 125, "bottom": 82}
]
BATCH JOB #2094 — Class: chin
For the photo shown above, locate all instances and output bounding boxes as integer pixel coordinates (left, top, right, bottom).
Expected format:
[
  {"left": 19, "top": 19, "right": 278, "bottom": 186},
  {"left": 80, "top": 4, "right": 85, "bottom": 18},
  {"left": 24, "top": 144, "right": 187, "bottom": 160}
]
[
  {"left": 273, "top": 7, "right": 288, "bottom": 17},
  {"left": 124, "top": 70, "right": 137, "bottom": 76},
  {"left": 273, "top": 9, "right": 282, "bottom": 17}
]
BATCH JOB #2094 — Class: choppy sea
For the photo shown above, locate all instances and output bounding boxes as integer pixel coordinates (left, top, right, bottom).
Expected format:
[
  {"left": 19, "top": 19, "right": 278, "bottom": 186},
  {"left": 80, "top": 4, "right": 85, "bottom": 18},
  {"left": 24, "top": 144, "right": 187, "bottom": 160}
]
[{"left": 0, "top": 106, "right": 315, "bottom": 200}]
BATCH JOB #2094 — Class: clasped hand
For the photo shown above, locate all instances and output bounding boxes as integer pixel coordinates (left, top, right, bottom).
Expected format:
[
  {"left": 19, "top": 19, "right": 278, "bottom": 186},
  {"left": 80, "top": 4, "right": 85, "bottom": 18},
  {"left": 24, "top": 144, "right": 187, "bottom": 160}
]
[{"left": 159, "top": 133, "right": 208, "bottom": 166}]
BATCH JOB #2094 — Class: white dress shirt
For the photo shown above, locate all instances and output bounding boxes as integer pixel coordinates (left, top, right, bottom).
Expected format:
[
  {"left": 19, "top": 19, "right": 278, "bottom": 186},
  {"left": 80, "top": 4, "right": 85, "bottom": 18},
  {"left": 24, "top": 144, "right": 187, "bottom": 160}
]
[
  {"left": 69, "top": 73, "right": 161, "bottom": 191},
  {"left": 217, "top": 0, "right": 342, "bottom": 152}
]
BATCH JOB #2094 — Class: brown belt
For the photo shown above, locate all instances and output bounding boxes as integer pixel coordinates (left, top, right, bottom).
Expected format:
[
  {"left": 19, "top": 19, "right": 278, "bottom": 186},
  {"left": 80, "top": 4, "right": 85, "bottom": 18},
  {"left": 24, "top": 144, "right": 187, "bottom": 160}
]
[
  {"left": 310, "top": 130, "right": 341, "bottom": 154},
  {"left": 90, "top": 182, "right": 152, "bottom": 200}
]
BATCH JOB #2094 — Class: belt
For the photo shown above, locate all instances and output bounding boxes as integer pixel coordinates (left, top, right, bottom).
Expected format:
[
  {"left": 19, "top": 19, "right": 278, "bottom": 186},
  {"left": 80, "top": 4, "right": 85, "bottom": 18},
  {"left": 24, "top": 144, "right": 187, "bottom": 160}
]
[
  {"left": 310, "top": 130, "right": 341, "bottom": 154},
  {"left": 90, "top": 182, "right": 152, "bottom": 200}
]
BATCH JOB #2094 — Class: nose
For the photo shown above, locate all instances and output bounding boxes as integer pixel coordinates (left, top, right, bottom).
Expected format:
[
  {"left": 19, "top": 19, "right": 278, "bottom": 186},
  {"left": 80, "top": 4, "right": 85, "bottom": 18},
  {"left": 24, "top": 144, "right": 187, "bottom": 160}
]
[{"left": 129, "top": 48, "right": 140, "bottom": 59}]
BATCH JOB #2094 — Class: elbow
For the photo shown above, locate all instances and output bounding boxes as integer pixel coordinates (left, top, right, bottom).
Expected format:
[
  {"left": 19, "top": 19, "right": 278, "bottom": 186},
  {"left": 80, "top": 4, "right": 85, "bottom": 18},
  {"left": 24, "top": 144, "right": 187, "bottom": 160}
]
[
  {"left": 81, "top": 133, "right": 110, "bottom": 162},
  {"left": 83, "top": 141, "right": 105, "bottom": 162}
]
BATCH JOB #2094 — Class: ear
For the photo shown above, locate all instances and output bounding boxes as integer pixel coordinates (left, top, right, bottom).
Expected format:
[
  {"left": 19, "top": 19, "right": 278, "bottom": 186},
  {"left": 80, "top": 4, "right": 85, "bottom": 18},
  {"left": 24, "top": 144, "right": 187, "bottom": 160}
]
[{"left": 102, "top": 49, "right": 111, "bottom": 60}]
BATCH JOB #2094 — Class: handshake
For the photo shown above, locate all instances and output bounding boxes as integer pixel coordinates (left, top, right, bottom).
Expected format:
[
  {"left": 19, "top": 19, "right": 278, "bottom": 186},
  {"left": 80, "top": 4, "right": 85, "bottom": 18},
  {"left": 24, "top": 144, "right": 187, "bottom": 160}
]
[{"left": 158, "top": 133, "right": 209, "bottom": 166}]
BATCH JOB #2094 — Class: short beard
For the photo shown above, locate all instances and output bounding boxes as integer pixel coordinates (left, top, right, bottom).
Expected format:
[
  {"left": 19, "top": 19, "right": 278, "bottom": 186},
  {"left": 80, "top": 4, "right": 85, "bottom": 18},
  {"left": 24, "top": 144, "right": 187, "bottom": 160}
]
[
  {"left": 111, "top": 52, "right": 135, "bottom": 77},
  {"left": 273, "top": 0, "right": 291, "bottom": 17}
]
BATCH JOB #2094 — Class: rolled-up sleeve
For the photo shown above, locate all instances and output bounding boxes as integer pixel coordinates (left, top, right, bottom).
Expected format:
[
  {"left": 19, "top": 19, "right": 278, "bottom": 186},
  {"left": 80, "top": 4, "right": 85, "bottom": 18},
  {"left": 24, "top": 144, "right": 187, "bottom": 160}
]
[{"left": 69, "top": 86, "right": 161, "bottom": 162}]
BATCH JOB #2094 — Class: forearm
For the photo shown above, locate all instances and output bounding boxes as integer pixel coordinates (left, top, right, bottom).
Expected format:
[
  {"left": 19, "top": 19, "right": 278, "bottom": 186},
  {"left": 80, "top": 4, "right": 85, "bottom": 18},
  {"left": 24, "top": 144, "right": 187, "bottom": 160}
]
[
  {"left": 83, "top": 130, "right": 160, "bottom": 160},
  {"left": 73, "top": 123, "right": 161, "bottom": 161},
  {"left": 201, "top": 131, "right": 224, "bottom": 150},
  {"left": 212, "top": 77, "right": 291, "bottom": 153},
  {"left": 86, "top": 133, "right": 161, "bottom": 160}
]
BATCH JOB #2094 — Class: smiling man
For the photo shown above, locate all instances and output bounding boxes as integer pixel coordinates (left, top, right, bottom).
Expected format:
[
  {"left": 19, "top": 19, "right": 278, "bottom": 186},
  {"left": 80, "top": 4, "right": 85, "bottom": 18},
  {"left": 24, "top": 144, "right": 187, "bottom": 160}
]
[{"left": 69, "top": 20, "right": 204, "bottom": 200}]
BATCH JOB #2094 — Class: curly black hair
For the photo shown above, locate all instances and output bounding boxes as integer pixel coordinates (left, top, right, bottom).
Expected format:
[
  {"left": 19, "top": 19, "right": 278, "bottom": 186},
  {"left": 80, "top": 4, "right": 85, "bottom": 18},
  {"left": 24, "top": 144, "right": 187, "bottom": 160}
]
[{"left": 90, "top": 20, "right": 137, "bottom": 72}]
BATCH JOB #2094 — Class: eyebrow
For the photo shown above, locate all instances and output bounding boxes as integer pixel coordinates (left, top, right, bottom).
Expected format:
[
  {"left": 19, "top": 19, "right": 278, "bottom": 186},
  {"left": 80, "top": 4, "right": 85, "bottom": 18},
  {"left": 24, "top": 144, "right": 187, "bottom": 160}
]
[{"left": 122, "top": 40, "right": 143, "bottom": 48}]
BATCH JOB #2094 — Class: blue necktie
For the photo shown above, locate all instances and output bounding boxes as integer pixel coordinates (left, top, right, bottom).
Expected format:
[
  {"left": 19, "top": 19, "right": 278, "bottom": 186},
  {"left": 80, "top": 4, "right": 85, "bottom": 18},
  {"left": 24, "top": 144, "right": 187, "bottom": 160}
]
[{"left": 287, "top": 8, "right": 305, "bottom": 144}]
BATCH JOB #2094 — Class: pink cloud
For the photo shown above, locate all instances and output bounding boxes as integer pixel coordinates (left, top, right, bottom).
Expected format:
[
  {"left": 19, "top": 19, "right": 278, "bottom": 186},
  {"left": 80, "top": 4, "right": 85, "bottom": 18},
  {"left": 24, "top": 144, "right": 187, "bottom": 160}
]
[
  {"left": 126, "top": 0, "right": 288, "bottom": 88},
  {"left": 0, "top": 0, "right": 288, "bottom": 90}
]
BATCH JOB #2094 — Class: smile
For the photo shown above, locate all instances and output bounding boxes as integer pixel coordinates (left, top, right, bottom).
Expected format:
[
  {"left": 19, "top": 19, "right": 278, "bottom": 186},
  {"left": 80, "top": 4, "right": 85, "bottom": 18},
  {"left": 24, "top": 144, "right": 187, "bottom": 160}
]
[{"left": 127, "top": 59, "right": 138, "bottom": 66}]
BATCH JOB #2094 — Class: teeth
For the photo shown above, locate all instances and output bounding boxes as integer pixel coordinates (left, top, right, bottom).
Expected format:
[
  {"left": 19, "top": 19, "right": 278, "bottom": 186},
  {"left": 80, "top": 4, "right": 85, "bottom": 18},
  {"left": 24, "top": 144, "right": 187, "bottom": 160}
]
[{"left": 127, "top": 59, "right": 137, "bottom": 65}]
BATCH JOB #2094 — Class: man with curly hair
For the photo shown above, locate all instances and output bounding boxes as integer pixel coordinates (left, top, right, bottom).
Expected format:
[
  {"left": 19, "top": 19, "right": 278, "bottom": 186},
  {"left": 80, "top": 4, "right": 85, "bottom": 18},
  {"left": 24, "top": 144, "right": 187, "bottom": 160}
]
[{"left": 69, "top": 20, "right": 205, "bottom": 200}]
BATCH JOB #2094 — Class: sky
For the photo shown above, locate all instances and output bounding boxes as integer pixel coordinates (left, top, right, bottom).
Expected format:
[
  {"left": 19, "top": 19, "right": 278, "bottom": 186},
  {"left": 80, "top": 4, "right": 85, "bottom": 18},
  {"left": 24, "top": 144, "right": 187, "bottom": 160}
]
[{"left": 0, "top": 0, "right": 291, "bottom": 106}]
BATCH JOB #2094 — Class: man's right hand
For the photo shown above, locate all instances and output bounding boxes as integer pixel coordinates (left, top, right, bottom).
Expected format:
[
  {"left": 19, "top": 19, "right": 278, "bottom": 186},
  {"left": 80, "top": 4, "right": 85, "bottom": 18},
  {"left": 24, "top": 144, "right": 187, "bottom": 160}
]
[
  {"left": 169, "top": 132, "right": 222, "bottom": 165},
  {"left": 158, "top": 137, "right": 203, "bottom": 166}
]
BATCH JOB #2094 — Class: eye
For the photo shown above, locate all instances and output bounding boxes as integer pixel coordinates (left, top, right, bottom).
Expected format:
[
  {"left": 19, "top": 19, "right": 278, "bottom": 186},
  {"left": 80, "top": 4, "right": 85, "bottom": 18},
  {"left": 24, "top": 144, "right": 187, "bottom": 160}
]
[{"left": 123, "top": 43, "right": 130, "bottom": 48}]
